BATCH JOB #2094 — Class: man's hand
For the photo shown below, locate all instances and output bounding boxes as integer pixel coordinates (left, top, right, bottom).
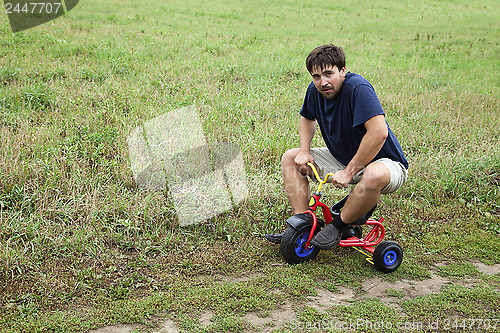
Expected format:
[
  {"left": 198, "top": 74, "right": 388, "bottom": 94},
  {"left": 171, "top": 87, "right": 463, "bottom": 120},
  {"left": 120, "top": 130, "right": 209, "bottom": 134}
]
[
  {"left": 330, "top": 169, "right": 353, "bottom": 188},
  {"left": 294, "top": 150, "right": 318, "bottom": 175}
]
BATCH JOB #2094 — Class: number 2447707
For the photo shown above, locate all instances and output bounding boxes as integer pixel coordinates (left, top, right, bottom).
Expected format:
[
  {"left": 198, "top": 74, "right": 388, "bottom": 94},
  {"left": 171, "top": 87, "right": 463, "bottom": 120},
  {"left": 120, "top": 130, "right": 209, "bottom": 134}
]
[{"left": 5, "top": 2, "right": 63, "bottom": 14}]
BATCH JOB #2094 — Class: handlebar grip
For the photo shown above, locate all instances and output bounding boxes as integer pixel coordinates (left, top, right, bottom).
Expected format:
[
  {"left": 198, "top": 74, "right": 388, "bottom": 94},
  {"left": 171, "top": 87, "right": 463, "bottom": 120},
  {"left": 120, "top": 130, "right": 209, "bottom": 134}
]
[{"left": 306, "top": 161, "right": 322, "bottom": 183}]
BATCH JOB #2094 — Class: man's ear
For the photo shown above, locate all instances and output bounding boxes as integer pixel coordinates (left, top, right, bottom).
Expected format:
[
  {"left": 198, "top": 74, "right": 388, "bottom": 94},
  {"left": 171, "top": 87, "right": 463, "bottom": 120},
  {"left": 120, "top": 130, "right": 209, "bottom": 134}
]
[{"left": 340, "top": 67, "right": 347, "bottom": 78}]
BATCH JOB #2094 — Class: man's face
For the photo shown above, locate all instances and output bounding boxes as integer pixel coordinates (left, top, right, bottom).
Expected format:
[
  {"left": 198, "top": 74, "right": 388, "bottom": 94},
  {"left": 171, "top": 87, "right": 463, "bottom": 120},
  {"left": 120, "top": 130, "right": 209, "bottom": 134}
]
[{"left": 310, "top": 65, "right": 347, "bottom": 99}]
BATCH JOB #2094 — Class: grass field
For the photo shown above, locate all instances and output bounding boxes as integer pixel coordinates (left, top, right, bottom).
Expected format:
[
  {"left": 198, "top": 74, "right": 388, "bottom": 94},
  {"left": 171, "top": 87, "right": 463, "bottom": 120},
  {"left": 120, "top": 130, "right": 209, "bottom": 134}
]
[{"left": 0, "top": 0, "right": 499, "bottom": 332}]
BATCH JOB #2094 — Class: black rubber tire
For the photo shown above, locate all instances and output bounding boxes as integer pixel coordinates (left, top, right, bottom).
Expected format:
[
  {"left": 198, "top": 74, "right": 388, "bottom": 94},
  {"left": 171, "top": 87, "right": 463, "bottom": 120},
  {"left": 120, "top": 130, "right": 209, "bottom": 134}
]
[
  {"left": 353, "top": 226, "right": 362, "bottom": 239},
  {"left": 373, "top": 241, "right": 403, "bottom": 273},
  {"left": 279, "top": 226, "right": 320, "bottom": 264},
  {"left": 341, "top": 225, "right": 362, "bottom": 240}
]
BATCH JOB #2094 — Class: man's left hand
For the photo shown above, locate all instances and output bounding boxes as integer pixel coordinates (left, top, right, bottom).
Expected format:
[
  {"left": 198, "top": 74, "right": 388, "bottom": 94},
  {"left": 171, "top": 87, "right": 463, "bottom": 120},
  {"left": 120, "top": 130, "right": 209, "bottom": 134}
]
[{"left": 330, "top": 169, "right": 353, "bottom": 188}]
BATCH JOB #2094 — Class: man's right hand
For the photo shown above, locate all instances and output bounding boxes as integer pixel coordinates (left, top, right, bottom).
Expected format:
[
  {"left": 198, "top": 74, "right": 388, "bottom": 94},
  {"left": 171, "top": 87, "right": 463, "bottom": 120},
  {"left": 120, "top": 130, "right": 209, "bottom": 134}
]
[{"left": 294, "top": 150, "right": 318, "bottom": 176}]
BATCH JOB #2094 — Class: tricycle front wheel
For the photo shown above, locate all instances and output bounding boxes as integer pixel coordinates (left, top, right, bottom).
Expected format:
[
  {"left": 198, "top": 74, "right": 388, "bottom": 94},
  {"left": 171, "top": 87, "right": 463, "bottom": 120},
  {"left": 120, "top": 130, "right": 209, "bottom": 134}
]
[{"left": 280, "top": 226, "right": 319, "bottom": 264}]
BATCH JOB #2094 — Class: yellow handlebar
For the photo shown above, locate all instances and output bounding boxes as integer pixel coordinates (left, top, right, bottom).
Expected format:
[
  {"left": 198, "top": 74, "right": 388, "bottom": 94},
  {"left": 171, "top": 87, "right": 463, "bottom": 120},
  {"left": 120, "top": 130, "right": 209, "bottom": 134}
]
[{"left": 306, "top": 162, "right": 335, "bottom": 191}]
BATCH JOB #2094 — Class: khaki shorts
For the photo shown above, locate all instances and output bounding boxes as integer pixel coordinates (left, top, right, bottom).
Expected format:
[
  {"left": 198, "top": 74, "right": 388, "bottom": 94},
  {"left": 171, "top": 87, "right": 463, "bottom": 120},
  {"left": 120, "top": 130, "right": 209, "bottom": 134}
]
[{"left": 310, "top": 148, "right": 408, "bottom": 194}]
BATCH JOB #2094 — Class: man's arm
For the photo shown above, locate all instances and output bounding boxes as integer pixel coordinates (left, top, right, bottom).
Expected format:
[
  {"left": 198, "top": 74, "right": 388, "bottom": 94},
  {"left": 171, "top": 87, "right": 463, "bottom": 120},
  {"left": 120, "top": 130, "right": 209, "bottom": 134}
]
[
  {"left": 332, "top": 114, "right": 388, "bottom": 187},
  {"left": 294, "top": 116, "right": 317, "bottom": 167}
]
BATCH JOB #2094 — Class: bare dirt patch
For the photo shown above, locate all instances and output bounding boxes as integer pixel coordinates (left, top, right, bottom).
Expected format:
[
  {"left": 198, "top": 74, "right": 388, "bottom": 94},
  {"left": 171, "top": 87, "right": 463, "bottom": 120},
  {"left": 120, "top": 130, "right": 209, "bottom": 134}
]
[
  {"left": 243, "top": 302, "right": 296, "bottom": 333},
  {"left": 155, "top": 320, "right": 179, "bottom": 333},
  {"left": 369, "top": 271, "right": 447, "bottom": 295},
  {"left": 307, "top": 286, "right": 355, "bottom": 310},
  {"left": 89, "top": 323, "right": 140, "bottom": 333},
  {"left": 472, "top": 261, "right": 500, "bottom": 275},
  {"left": 199, "top": 309, "right": 214, "bottom": 327}
]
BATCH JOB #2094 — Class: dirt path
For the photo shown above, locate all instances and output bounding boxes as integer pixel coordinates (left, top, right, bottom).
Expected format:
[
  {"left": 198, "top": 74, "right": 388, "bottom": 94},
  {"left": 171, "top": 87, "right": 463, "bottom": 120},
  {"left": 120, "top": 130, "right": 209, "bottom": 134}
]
[{"left": 89, "top": 262, "right": 500, "bottom": 333}]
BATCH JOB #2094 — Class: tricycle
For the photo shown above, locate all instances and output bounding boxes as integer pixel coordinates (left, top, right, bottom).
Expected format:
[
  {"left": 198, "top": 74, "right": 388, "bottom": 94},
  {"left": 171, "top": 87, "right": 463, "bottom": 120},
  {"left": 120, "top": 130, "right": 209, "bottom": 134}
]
[{"left": 279, "top": 162, "right": 403, "bottom": 273}]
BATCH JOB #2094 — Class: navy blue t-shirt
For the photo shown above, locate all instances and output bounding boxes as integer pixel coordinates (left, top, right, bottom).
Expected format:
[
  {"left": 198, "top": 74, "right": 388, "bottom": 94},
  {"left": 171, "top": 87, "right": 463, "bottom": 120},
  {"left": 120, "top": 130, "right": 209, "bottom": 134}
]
[{"left": 300, "top": 72, "right": 409, "bottom": 169}]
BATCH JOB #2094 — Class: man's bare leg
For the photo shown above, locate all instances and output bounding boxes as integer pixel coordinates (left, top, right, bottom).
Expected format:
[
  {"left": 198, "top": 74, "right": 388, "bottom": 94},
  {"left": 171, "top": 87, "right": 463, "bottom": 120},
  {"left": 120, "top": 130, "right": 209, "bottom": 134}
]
[
  {"left": 340, "top": 162, "right": 391, "bottom": 223},
  {"left": 281, "top": 148, "right": 310, "bottom": 215},
  {"left": 263, "top": 149, "right": 312, "bottom": 244}
]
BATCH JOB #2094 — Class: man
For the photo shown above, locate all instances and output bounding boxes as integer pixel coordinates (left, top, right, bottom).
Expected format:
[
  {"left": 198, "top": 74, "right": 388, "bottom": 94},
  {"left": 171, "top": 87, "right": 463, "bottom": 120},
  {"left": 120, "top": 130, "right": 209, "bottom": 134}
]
[{"left": 266, "top": 44, "right": 408, "bottom": 250}]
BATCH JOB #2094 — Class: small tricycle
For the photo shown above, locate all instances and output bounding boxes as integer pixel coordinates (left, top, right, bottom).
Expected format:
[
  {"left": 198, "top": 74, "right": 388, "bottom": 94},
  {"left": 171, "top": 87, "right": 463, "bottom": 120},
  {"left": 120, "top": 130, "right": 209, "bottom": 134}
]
[{"left": 279, "top": 162, "right": 403, "bottom": 273}]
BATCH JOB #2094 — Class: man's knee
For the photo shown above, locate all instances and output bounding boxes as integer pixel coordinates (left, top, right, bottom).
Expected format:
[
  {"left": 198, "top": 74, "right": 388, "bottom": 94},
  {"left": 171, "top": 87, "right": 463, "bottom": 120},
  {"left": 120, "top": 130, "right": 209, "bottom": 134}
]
[
  {"left": 281, "top": 148, "right": 299, "bottom": 169},
  {"left": 359, "top": 162, "right": 391, "bottom": 191}
]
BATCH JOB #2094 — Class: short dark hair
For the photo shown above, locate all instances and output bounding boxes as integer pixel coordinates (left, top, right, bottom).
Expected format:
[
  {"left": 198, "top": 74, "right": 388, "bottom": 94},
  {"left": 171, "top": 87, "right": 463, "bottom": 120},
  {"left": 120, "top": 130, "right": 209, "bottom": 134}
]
[{"left": 306, "top": 44, "right": 346, "bottom": 73}]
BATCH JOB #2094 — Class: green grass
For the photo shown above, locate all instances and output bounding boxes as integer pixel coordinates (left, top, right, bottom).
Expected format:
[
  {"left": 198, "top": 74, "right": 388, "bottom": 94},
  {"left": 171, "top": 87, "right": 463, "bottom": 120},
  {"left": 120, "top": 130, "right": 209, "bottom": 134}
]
[{"left": 0, "top": 0, "right": 499, "bottom": 332}]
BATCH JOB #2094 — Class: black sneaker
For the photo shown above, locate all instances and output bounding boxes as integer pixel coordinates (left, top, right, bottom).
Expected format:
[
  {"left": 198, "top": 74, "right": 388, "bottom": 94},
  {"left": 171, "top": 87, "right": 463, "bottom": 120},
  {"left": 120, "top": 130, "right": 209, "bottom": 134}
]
[
  {"left": 310, "top": 224, "right": 341, "bottom": 250},
  {"left": 264, "top": 233, "right": 283, "bottom": 244}
]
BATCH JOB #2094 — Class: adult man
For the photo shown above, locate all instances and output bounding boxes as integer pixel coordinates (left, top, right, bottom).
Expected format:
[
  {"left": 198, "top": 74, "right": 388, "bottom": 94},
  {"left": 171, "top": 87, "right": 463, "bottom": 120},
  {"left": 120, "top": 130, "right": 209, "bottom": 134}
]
[{"left": 266, "top": 44, "right": 408, "bottom": 250}]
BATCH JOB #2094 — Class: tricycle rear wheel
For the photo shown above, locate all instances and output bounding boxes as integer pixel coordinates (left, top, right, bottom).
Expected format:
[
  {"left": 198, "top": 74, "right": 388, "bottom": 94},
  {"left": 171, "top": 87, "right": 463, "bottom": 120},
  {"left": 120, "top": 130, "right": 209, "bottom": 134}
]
[
  {"left": 373, "top": 241, "right": 403, "bottom": 273},
  {"left": 341, "top": 225, "right": 362, "bottom": 239}
]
